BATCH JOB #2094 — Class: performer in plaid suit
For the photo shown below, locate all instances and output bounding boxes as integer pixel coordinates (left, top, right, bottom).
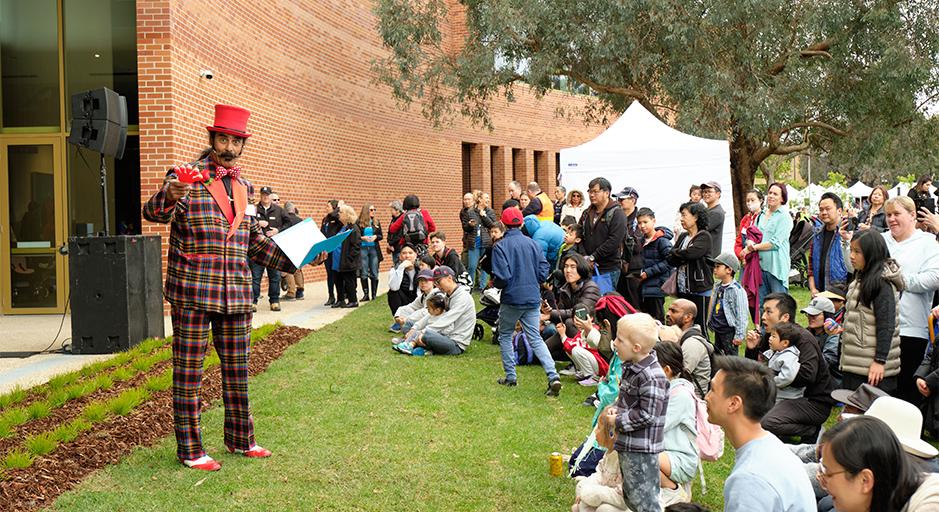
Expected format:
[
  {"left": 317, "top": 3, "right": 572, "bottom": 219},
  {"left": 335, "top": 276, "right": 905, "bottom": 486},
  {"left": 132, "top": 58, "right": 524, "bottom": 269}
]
[{"left": 144, "top": 104, "right": 322, "bottom": 471}]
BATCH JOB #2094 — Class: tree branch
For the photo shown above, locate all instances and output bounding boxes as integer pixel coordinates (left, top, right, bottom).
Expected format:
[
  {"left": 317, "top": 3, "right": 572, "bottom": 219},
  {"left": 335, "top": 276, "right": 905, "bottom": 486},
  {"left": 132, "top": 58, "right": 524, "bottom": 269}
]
[
  {"left": 773, "top": 141, "right": 812, "bottom": 156},
  {"left": 780, "top": 121, "right": 848, "bottom": 137},
  {"left": 766, "top": 40, "right": 833, "bottom": 76}
]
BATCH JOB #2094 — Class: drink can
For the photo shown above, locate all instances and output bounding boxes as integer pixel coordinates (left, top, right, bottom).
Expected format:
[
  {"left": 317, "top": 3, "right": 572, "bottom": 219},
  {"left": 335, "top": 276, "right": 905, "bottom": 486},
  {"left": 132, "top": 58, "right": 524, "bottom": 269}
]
[{"left": 549, "top": 452, "right": 564, "bottom": 477}]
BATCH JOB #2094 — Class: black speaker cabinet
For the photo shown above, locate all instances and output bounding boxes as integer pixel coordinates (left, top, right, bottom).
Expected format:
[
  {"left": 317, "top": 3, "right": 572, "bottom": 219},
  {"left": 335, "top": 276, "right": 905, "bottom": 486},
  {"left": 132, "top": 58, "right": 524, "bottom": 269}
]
[{"left": 68, "top": 235, "right": 165, "bottom": 354}]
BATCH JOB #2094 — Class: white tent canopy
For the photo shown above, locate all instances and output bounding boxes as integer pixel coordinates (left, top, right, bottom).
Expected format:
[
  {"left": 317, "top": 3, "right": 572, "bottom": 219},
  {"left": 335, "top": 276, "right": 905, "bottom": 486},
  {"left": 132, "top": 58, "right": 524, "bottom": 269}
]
[
  {"left": 847, "top": 181, "right": 873, "bottom": 198},
  {"left": 558, "top": 101, "right": 734, "bottom": 254}
]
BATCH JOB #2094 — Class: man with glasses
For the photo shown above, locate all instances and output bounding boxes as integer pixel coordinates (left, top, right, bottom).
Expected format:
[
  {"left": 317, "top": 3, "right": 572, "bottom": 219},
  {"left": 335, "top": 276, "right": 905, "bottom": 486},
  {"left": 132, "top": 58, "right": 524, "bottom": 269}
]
[
  {"left": 700, "top": 181, "right": 726, "bottom": 257},
  {"left": 252, "top": 186, "right": 290, "bottom": 311},
  {"left": 579, "top": 177, "right": 627, "bottom": 291},
  {"left": 705, "top": 356, "right": 815, "bottom": 511}
]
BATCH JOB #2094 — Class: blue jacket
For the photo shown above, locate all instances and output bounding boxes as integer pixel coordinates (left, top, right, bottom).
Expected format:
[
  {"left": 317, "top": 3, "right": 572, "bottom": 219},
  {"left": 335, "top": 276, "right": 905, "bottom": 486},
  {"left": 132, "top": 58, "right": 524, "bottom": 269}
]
[
  {"left": 523, "top": 215, "right": 565, "bottom": 267},
  {"left": 492, "top": 228, "right": 550, "bottom": 307},
  {"left": 640, "top": 226, "right": 674, "bottom": 298},
  {"left": 809, "top": 220, "right": 850, "bottom": 292}
]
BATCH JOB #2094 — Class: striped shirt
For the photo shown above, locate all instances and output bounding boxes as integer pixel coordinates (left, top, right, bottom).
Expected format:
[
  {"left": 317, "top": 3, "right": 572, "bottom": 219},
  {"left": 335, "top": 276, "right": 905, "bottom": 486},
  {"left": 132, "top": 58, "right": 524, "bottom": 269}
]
[{"left": 612, "top": 351, "right": 670, "bottom": 454}]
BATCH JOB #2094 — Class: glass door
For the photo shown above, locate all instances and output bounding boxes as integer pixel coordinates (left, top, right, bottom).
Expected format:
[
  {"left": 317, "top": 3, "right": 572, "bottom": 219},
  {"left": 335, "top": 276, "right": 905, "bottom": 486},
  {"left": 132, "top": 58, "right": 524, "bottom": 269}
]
[{"left": 0, "top": 138, "right": 66, "bottom": 314}]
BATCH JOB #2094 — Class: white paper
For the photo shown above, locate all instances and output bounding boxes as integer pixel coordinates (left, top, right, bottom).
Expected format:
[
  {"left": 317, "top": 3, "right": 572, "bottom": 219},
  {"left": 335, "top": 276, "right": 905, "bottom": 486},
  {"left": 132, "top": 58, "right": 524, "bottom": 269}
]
[
  {"left": 245, "top": 204, "right": 257, "bottom": 217},
  {"left": 271, "top": 218, "right": 325, "bottom": 267}
]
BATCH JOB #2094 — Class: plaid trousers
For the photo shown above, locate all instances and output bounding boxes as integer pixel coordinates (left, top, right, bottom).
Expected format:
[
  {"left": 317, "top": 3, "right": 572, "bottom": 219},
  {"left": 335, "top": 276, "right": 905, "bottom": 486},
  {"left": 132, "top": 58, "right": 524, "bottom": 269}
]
[{"left": 171, "top": 307, "right": 254, "bottom": 461}]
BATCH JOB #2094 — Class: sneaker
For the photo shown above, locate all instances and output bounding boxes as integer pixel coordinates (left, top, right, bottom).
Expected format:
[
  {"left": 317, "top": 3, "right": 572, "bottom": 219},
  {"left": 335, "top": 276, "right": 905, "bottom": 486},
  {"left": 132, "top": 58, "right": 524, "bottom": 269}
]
[
  {"left": 390, "top": 337, "right": 403, "bottom": 345},
  {"left": 573, "top": 371, "right": 590, "bottom": 382},
  {"left": 411, "top": 347, "right": 426, "bottom": 356},
  {"left": 660, "top": 483, "right": 689, "bottom": 507},
  {"left": 389, "top": 322, "right": 402, "bottom": 333},
  {"left": 577, "top": 377, "right": 599, "bottom": 387},
  {"left": 181, "top": 455, "right": 221, "bottom": 471},
  {"left": 545, "top": 379, "right": 562, "bottom": 397},
  {"left": 581, "top": 393, "right": 599, "bottom": 408},
  {"left": 497, "top": 377, "right": 518, "bottom": 387},
  {"left": 559, "top": 364, "right": 577, "bottom": 377},
  {"left": 392, "top": 341, "right": 413, "bottom": 355},
  {"left": 270, "top": 303, "right": 281, "bottom": 312},
  {"left": 296, "top": 289, "right": 305, "bottom": 300}
]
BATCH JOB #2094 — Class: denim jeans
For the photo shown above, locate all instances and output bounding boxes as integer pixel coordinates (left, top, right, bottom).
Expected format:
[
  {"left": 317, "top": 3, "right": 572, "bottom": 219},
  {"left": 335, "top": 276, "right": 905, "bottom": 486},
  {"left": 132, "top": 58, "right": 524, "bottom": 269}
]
[
  {"left": 497, "top": 303, "right": 559, "bottom": 382},
  {"left": 758, "top": 270, "right": 788, "bottom": 313},
  {"left": 251, "top": 262, "right": 281, "bottom": 304},
  {"left": 466, "top": 247, "right": 489, "bottom": 289},
  {"left": 421, "top": 328, "right": 463, "bottom": 355},
  {"left": 360, "top": 245, "right": 379, "bottom": 280}
]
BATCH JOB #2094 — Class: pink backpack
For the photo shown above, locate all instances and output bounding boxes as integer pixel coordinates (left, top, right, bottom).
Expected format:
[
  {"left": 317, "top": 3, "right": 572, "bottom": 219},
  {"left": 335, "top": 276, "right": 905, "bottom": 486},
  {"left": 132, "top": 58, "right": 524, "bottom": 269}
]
[{"left": 671, "top": 382, "right": 724, "bottom": 462}]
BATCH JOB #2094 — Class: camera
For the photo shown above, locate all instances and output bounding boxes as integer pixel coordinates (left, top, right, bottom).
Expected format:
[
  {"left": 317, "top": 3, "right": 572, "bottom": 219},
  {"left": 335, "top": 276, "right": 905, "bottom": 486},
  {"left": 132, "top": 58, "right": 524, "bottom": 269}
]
[{"left": 199, "top": 69, "right": 214, "bottom": 80}]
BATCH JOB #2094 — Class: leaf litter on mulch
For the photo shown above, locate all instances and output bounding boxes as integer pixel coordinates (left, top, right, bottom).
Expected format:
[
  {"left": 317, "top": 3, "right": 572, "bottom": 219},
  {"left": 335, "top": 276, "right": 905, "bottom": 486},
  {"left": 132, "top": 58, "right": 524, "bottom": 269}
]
[{"left": 0, "top": 325, "right": 310, "bottom": 512}]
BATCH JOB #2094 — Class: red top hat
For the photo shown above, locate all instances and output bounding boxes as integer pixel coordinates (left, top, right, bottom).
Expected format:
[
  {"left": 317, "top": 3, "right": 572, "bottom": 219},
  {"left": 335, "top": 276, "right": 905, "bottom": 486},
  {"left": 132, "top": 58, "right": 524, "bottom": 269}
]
[{"left": 206, "top": 104, "right": 252, "bottom": 138}]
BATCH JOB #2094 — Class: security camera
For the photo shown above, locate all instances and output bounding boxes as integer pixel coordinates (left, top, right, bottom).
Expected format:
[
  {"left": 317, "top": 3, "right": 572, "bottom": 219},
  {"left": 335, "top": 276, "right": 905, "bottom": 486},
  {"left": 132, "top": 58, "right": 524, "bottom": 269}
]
[{"left": 199, "top": 69, "right": 214, "bottom": 80}]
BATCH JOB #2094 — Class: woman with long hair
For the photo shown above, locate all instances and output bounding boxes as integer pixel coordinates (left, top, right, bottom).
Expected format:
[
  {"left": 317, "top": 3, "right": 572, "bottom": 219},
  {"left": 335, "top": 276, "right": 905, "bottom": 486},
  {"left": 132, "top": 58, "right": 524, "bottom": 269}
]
[
  {"left": 667, "top": 201, "right": 713, "bottom": 335},
  {"left": 840, "top": 229, "right": 903, "bottom": 393},
  {"left": 818, "top": 415, "right": 939, "bottom": 511},
  {"left": 356, "top": 204, "right": 383, "bottom": 302},
  {"left": 881, "top": 196, "right": 939, "bottom": 404},
  {"left": 858, "top": 186, "right": 889, "bottom": 233},
  {"left": 908, "top": 175, "right": 936, "bottom": 218},
  {"left": 734, "top": 189, "right": 763, "bottom": 260}
]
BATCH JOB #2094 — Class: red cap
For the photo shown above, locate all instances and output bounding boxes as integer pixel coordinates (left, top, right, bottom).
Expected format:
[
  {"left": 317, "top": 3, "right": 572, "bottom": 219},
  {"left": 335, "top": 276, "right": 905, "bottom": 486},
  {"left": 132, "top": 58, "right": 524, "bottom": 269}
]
[
  {"left": 501, "top": 206, "right": 524, "bottom": 227},
  {"left": 206, "top": 104, "right": 252, "bottom": 138}
]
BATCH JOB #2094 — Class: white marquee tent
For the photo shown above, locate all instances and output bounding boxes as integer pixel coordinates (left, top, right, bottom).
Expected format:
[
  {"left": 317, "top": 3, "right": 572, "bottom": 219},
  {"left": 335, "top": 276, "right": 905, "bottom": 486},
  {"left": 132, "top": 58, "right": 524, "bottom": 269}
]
[
  {"left": 847, "top": 181, "right": 873, "bottom": 198},
  {"left": 558, "top": 101, "right": 735, "bottom": 254}
]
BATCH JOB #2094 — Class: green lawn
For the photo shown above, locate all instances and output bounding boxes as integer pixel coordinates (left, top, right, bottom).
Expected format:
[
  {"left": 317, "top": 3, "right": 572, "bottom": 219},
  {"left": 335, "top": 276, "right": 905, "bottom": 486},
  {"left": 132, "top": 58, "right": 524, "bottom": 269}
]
[{"left": 54, "top": 288, "right": 815, "bottom": 511}]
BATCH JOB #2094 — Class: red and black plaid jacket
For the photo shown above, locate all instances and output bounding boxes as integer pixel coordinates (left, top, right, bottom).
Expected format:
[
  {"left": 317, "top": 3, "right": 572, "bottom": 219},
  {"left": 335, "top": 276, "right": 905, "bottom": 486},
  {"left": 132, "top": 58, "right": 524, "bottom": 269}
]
[{"left": 143, "top": 157, "right": 295, "bottom": 314}]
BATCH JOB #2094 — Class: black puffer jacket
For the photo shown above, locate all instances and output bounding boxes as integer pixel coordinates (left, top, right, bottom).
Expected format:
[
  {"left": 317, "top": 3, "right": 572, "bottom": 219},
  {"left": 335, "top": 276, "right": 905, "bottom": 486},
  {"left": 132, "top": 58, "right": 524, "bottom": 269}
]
[
  {"left": 338, "top": 225, "right": 362, "bottom": 272},
  {"left": 579, "top": 202, "right": 626, "bottom": 273},
  {"left": 666, "top": 230, "right": 713, "bottom": 293}
]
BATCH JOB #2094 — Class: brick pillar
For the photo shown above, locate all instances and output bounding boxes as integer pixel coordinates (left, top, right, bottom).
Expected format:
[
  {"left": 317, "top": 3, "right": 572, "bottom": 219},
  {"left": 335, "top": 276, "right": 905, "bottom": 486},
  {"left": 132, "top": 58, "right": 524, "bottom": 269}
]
[
  {"left": 490, "top": 146, "right": 509, "bottom": 209},
  {"left": 470, "top": 143, "right": 491, "bottom": 196},
  {"left": 513, "top": 148, "right": 533, "bottom": 186},
  {"left": 137, "top": 0, "right": 175, "bottom": 312},
  {"left": 535, "top": 150, "right": 553, "bottom": 197}
]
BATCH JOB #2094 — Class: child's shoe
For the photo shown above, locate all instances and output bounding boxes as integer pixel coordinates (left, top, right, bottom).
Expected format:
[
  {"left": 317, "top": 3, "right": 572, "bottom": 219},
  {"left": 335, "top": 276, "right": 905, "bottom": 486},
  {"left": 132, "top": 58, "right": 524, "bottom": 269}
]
[
  {"left": 181, "top": 455, "right": 221, "bottom": 471},
  {"left": 392, "top": 341, "right": 413, "bottom": 355},
  {"left": 559, "top": 364, "right": 577, "bottom": 376},
  {"left": 389, "top": 322, "right": 402, "bottom": 333}
]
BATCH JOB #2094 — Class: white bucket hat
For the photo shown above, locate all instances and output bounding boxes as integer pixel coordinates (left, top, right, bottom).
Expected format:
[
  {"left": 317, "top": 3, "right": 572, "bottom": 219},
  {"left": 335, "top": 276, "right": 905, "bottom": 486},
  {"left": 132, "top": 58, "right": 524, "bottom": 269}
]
[{"left": 865, "top": 396, "right": 939, "bottom": 458}]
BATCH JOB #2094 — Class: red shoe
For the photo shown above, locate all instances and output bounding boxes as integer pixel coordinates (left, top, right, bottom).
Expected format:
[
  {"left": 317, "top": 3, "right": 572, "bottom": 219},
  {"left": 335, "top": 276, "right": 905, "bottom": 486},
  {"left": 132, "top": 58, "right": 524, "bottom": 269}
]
[
  {"left": 227, "top": 444, "right": 272, "bottom": 458},
  {"left": 181, "top": 455, "right": 221, "bottom": 471}
]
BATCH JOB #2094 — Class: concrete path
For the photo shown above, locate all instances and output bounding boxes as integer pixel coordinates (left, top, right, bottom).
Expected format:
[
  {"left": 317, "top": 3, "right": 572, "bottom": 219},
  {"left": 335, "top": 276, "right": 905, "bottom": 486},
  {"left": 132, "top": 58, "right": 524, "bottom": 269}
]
[{"left": 0, "top": 273, "right": 387, "bottom": 394}]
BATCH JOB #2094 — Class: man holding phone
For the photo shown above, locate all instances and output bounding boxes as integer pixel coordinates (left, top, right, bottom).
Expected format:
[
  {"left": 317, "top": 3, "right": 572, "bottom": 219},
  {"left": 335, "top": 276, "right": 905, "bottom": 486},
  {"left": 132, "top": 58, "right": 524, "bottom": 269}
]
[{"left": 808, "top": 192, "right": 853, "bottom": 297}]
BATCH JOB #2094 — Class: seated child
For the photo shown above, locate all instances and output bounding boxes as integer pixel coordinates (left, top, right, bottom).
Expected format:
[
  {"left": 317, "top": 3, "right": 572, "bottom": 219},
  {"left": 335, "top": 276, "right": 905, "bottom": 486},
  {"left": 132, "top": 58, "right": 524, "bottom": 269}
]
[
  {"left": 558, "top": 308, "right": 609, "bottom": 385},
  {"left": 392, "top": 268, "right": 439, "bottom": 333},
  {"left": 392, "top": 293, "right": 447, "bottom": 356},
  {"left": 557, "top": 224, "right": 585, "bottom": 270},
  {"left": 762, "top": 322, "right": 804, "bottom": 403},
  {"left": 572, "top": 406, "right": 624, "bottom": 512}
]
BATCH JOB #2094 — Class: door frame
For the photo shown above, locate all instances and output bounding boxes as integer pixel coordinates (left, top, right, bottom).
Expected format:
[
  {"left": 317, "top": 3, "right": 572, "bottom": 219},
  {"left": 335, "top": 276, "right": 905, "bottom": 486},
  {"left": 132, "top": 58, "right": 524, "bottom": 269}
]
[{"left": 0, "top": 136, "right": 68, "bottom": 314}]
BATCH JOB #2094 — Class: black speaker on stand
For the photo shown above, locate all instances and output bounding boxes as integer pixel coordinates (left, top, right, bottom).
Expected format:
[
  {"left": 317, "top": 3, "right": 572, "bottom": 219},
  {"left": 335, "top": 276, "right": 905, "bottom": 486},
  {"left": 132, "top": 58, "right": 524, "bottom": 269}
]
[{"left": 67, "top": 88, "right": 161, "bottom": 354}]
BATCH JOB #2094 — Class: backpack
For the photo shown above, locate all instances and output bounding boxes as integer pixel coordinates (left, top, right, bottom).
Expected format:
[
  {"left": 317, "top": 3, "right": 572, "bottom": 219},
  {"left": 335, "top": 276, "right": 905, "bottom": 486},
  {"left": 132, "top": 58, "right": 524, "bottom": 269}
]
[
  {"left": 513, "top": 331, "right": 540, "bottom": 365},
  {"left": 401, "top": 210, "right": 428, "bottom": 245},
  {"left": 671, "top": 382, "right": 725, "bottom": 462}
]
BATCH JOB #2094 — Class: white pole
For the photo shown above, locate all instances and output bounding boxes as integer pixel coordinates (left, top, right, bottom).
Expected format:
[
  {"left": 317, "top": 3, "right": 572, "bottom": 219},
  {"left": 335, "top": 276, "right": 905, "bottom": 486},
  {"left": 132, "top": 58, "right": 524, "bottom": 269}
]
[{"left": 807, "top": 154, "right": 812, "bottom": 207}]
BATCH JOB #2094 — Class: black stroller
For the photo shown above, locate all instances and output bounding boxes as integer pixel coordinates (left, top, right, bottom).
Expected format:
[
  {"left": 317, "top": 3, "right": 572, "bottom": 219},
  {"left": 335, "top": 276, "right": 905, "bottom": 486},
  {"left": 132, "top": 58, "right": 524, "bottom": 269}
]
[
  {"left": 473, "top": 288, "right": 501, "bottom": 343},
  {"left": 789, "top": 216, "right": 816, "bottom": 288}
]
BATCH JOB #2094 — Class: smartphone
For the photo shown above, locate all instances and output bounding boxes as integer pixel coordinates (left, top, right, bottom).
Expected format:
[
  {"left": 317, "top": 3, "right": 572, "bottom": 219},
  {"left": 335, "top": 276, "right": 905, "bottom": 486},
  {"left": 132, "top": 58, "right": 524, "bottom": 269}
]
[{"left": 574, "top": 307, "right": 588, "bottom": 321}]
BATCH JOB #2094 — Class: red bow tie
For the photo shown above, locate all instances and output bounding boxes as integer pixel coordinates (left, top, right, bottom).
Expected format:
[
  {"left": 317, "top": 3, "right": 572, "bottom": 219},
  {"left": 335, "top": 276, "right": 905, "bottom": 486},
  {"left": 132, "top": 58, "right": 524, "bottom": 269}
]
[{"left": 215, "top": 166, "right": 241, "bottom": 180}]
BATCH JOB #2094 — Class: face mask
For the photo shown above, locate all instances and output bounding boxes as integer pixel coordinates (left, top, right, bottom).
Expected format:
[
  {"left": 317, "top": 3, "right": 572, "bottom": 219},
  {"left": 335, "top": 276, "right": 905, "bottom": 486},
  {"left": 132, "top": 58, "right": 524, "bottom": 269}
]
[{"left": 747, "top": 201, "right": 761, "bottom": 213}]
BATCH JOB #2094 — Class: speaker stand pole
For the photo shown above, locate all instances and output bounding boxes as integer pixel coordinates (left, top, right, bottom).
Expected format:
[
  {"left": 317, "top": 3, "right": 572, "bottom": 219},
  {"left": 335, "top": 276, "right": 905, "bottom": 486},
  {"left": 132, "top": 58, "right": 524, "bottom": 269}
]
[{"left": 99, "top": 154, "right": 110, "bottom": 236}]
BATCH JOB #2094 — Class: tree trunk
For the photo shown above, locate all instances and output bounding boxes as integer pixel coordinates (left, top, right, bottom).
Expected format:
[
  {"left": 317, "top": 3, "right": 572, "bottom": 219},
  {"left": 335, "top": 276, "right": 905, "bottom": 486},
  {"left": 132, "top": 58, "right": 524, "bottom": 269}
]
[{"left": 728, "top": 132, "right": 759, "bottom": 227}]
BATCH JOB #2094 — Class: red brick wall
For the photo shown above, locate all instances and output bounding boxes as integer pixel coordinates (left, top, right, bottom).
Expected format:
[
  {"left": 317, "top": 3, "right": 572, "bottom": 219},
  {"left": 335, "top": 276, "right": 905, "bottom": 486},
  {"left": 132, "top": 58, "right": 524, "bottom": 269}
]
[{"left": 137, "top": 0, "right": 607, "bottom": 292}]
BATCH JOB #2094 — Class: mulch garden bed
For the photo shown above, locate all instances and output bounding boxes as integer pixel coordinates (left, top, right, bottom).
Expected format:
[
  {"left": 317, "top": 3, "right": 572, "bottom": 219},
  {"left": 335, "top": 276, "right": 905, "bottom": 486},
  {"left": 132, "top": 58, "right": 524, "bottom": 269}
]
[{"left": 0, "top": 325, "right": 310, "bottom": 512}]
